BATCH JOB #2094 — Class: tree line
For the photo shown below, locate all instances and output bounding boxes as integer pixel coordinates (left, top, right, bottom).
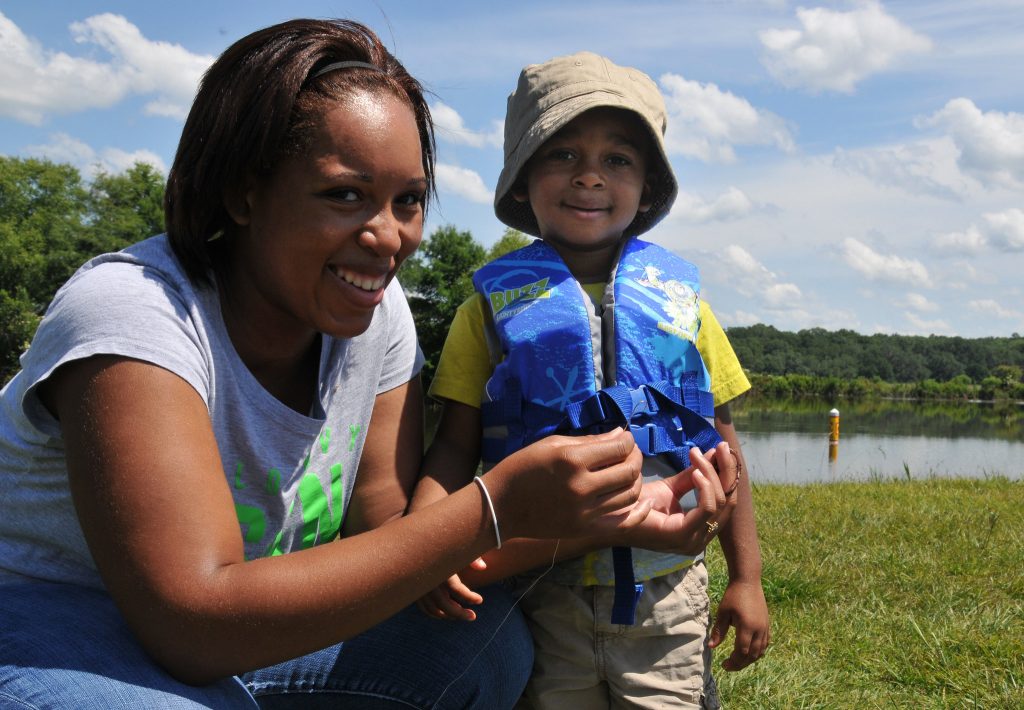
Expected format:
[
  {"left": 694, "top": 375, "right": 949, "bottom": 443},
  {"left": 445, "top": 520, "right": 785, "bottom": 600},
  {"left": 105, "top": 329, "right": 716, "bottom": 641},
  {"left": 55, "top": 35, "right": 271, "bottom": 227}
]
[
  {"left": 728, "top": 323, "right": 1023, "bottom": 383},
  {"left": 728, "top": 324, "right": 1024, "bottom": 401},
  {"left": 1, "top": 156, "right": 164, "bottom": 383},
  {"left": 2, "top": 156, "right": 1022, "bottom": 402}
]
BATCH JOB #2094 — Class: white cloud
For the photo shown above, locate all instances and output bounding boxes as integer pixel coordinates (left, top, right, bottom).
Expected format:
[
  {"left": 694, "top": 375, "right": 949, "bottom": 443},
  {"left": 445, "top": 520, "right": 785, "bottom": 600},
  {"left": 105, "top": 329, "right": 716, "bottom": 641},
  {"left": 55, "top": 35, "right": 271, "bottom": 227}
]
[
  {"left": 26, "top": 132, "right": 94, "bottom": 165},
  {"left": 932, "top": 224, "right": 987, "bottom": 254},
  {"left": 902, "top": 292, "right": 938, "bottom": 312},
  {"left": 720, "top": 244, "right": 803, "bottom": 308},
  {"left": 26, "top": 132, "right": 166, "bottom": 177},
  {"left": 764, "top": 282, "right": 802, "bottom": 307},
  {"left": 723, "top": 309, "right": 761, "bottom": 327},
  {"left": 759, "top": 0, "right": 932, "bottom": 93},
  {"left": 659, "top": 73, "right": 794, "bottom": 163},
  {"left": 100, "top": 146, "right": 167, "bottom": 174},
  {"left": 841, "top": 238, "right": 932, "bottom": 287},
  {"left": 0, "top": 11, "right": 211, "bottom": 124},
  {"left": 435, "top": 163, "right": 492, "bottom": 204},
  {"left": 920, "top": 98, "right": 1024, "bottom": 190},
  {"left": 968, "top": 299, "right": 1022, "bottom": 320},
  {"left": 832, "top": 138, "right": 970, "bottom": 200},
  {"left": 984, "top": 208, "right": 1024, "bottom": 251},
  {"left": 931, "top": 208, "right": 1024, "bottom": 254},
  {"left": 723, "top": 244, "right": 772, "bottom": 281},
  {"left": 430, "top": 101, "right": 503, "bottom": 149},
  {"left": 905, "top": 312, "right": 953, "bottom": 335},
  {"left": 940, "top": 258, "right": 997, "bottom": 292},
  {"left": 672, "top": 187, "right": 759, "bottom": 223}
]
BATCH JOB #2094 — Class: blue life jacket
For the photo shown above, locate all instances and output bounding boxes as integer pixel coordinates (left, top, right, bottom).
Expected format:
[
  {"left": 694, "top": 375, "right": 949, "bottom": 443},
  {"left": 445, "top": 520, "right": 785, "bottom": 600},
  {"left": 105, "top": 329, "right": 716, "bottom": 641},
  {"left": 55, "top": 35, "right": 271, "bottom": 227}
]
[{"left": 473, "top": 236, "right": 722, "bottom": 624}]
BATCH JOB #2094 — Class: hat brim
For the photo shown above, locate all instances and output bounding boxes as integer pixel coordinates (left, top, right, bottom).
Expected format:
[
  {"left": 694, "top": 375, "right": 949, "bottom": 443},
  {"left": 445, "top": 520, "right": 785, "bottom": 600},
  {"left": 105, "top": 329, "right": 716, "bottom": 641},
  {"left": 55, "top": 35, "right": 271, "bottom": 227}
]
[{"left": 494, "top": 92, "right": 677, "bottom": 238}]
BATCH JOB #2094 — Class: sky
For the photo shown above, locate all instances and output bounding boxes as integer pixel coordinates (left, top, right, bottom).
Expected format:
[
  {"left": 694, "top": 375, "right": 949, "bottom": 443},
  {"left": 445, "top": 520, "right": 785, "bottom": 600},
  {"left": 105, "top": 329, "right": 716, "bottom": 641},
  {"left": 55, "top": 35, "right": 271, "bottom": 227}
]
[{"left": 1, "top": 0, "right": 1022, "bottom": 337}]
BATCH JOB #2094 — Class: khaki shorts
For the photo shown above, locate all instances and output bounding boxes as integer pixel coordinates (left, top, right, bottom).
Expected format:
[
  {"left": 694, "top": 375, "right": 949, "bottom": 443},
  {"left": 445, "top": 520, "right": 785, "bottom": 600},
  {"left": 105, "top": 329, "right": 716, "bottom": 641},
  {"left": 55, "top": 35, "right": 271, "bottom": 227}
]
[{"left": 513, "top": 562, "right": 720, "bottom": 709}]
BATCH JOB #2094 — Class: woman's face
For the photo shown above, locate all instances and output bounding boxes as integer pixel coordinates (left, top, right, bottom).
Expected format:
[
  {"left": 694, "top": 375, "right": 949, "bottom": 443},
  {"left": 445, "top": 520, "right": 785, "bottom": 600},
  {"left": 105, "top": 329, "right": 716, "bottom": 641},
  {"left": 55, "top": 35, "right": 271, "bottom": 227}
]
[{"left": 225, "top": 88, "right": 426, "bottom": 342}]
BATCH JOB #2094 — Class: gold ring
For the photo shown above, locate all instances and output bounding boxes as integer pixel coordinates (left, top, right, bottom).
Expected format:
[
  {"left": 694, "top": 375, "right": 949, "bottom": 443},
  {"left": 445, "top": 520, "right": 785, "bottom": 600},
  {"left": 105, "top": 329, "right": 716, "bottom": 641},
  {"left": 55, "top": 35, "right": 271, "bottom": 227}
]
[{"left": 705, "top": 521, "right": 719, "bottom": 535}]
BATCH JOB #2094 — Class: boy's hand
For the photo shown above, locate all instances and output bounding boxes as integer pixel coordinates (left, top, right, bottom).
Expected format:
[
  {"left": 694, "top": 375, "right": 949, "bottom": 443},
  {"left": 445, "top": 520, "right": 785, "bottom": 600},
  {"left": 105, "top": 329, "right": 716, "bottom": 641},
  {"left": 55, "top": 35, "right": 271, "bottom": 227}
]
[
  {"left": 416, "top": 558, "right": 488, "bottom": 621},
  {"left": 617, "top": 443, "right": 737, "bottom": 555},
  {"left": 639, "top": 445, "right": 727, "bottom": 515},
  {"left": 709, "top": 578, "right": 770, "bottom": 670}
]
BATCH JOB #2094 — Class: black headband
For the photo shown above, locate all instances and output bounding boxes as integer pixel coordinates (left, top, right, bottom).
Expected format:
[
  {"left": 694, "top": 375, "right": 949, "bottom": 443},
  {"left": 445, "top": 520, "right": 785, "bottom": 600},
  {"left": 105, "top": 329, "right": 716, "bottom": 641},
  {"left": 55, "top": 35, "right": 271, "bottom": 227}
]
[{"left": 311, "top": 60, "right": 382, "bottom": 79}]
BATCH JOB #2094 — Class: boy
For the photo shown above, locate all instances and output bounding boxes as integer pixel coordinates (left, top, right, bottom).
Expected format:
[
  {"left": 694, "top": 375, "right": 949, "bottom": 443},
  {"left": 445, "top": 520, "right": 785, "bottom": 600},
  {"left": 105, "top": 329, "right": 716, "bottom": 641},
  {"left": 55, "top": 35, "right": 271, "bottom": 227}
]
[{"left": 411, "top": 52, "right": 769, "bottom": 708}]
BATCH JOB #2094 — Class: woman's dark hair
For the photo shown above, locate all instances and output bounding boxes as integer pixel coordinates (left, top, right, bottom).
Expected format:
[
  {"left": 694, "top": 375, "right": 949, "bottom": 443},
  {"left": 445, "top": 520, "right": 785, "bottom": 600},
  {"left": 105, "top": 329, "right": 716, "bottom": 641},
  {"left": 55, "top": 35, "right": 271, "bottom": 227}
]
[{"left": 164, "top": 19, "right": 436, "bottom": 284}]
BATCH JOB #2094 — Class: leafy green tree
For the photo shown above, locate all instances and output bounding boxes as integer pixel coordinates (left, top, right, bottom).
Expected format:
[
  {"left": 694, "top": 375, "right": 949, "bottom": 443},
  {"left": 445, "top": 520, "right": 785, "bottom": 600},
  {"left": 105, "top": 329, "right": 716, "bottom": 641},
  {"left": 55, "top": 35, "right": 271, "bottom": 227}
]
[
  {"left": 486, "top": 227, "right": 532, "bottom": 261},
  {"left": 0, "top": 157, "right": 88, "bottom": 307},
  {"left": 400, "top": 225, "right": 487, "bottom": 388},
  {"left": 0, "top": 287, "right": 39, "bottom": 383},
  {"left": 1, "top": 158, "right": 89, "bottom": 382},
  {"left": 87, "top": 163, "right": 166, "bottom": 253},
  {"left": 1, "top": 157, "right": 166, "bottom": 384},
  {"left": 924, "top": 348, "right": 964, "bottom": 382},
  {"left": 727, "top": 324, "right": 1024, "bottom": 386},
  {"left": 991, "top": 364, "right": 1022, "bottom": 386}
]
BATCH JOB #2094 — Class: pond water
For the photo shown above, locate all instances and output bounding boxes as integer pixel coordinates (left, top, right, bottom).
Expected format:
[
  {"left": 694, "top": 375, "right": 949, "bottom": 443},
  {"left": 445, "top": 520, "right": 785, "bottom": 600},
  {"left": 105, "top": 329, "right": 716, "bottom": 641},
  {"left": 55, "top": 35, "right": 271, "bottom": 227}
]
[
  {"left": 424, "top": 397, "right": 1024, "bottom": 485},
  {"left": 729, "top": 397, "right": 1024, "bottom": 484}
]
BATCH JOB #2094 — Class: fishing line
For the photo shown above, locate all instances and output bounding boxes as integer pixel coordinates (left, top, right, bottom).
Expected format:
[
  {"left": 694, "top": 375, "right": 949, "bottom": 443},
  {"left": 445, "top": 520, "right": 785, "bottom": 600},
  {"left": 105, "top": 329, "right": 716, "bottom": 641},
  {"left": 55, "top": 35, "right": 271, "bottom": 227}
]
[{"left": 431, "top": 538, "right": 561, "bottom": 709}]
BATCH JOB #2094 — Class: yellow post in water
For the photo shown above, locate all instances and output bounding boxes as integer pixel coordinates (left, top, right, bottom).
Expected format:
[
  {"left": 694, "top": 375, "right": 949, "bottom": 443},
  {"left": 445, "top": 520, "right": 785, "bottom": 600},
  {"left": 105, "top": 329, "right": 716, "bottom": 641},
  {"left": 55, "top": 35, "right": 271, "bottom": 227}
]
[{"left": 828, "top": 408, "right": 840, "bottom": 462}]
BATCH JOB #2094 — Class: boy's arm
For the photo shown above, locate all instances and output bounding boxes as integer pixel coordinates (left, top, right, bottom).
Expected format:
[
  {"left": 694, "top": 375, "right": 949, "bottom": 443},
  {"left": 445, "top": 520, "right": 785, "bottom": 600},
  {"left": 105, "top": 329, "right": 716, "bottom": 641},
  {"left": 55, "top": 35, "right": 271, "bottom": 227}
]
[
  {"left": 710, "top": 402, "right": 770, "bottom": 670},
  {"left": 409, "top": 399, "right": 482, "bottom": 512}
]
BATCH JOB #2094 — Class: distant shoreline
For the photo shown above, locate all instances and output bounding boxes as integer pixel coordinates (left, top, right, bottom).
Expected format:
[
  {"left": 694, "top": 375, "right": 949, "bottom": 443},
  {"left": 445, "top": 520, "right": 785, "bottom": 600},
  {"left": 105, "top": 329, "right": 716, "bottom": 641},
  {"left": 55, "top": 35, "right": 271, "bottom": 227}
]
[{"left": 744, "top": 371, "right": 1024, "bottom": 404}]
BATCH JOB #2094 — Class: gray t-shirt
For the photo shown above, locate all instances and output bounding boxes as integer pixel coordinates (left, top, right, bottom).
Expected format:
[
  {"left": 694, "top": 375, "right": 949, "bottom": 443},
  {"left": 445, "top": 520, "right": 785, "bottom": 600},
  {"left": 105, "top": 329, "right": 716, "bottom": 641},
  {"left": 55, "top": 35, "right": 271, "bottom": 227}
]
[{"left": 0, "top": 234, "right": 423, "bottom": 588}]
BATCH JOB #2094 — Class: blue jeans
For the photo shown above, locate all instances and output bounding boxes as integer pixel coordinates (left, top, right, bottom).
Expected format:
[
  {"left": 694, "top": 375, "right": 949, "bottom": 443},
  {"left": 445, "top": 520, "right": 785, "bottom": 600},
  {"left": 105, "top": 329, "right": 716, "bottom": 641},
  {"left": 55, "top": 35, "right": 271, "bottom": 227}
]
[{"left": 0, "top": 581, "right": 532, "bottom": 709}]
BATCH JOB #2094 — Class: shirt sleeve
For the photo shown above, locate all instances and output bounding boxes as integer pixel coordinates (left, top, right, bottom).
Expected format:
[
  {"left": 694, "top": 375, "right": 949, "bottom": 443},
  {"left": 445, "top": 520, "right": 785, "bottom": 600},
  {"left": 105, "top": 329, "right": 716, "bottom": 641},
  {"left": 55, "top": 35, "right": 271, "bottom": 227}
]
[
  {"left": 696, "top": 301, "right": 751, "bottom": 406},
  {"left": 377, "top": 280, "right": 425, "bottom": 394},
  {"left": 427, "top": 293, "right": 492, "bottom": 408},
  {"left": 15, "top": 259, "right": 213, "bottom": 438}
]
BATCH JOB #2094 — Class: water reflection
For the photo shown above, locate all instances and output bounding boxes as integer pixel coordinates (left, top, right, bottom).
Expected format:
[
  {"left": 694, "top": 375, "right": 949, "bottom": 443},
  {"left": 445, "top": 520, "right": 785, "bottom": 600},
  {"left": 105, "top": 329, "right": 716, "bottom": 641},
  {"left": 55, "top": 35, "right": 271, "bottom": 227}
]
[
  {"left": 423, "top": 397, "right": 1024, "bottom": 484},
  {"left": 732, "top": 397, "right": 1024, "bottom": 484}
]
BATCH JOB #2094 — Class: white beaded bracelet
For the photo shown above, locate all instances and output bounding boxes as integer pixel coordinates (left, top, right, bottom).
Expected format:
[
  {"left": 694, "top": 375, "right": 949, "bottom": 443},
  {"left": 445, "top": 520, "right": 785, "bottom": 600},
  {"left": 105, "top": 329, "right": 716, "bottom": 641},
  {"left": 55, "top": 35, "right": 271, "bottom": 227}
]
[{"left": 473, "top": 475, "right": 502, "bottom": 550}]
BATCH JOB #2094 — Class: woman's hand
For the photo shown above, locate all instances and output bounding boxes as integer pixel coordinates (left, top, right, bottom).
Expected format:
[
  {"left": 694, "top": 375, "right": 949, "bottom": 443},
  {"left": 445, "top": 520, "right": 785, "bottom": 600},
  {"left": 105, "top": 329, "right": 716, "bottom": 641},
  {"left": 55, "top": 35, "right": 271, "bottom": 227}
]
[{"left": 483, "top": 428, "right": 650, "bottom": 542}]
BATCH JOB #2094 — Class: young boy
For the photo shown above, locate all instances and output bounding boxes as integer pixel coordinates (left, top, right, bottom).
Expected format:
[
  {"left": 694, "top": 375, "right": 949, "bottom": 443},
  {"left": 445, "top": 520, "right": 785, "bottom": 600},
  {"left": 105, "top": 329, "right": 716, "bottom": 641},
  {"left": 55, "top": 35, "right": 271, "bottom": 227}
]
[{"left": 411, "top": 52, "right": 769, "bottom": 708}]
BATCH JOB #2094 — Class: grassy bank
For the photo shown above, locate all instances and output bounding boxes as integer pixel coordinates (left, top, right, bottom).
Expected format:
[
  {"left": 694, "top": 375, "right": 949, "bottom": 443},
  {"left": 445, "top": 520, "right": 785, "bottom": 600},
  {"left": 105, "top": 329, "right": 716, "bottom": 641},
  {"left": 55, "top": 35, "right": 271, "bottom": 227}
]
[
  {"left": 706, "top": 477, "right": 1024, "bottom": 708},
  {"left": 745, "top": 372, "right": 1024, "bottom": 403}
]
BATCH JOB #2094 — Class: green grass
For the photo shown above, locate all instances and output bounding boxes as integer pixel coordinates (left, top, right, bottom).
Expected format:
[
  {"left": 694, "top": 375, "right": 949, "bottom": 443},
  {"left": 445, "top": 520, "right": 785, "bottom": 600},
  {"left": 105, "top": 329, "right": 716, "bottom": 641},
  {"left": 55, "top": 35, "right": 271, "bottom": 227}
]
[{"left": 706, "top": 477, "right": 1024, "bottom": 708}]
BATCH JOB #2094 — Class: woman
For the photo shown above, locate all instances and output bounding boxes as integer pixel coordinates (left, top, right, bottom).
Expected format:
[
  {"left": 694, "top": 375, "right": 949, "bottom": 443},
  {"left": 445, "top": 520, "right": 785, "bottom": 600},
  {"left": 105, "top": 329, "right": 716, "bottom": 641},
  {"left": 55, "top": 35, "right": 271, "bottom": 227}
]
[{"left": 0, "top": 19, "right": 736, "bottom": 708}]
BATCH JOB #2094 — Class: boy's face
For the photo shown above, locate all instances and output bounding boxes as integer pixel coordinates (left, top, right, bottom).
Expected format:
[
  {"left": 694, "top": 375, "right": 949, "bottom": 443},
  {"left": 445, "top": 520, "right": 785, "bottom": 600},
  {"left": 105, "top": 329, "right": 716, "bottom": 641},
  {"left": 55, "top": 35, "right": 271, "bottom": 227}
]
[{"left": 514, "top": 107, "right": 653, "bottom": 261}]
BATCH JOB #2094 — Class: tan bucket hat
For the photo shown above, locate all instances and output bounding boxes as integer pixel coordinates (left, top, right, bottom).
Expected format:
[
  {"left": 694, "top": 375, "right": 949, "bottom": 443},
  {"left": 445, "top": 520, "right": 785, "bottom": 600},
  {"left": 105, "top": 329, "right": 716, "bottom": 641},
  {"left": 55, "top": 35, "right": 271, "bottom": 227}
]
[{"left": 494, "top": 51, "right": 678, "bottom": 238}]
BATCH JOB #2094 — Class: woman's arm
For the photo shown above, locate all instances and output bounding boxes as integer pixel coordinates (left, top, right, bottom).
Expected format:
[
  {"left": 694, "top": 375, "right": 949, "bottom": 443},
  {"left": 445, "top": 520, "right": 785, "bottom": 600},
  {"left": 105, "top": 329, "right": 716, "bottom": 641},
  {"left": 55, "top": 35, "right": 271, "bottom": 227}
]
[
  {"left": 447, "top": 441, "right": 740, "bottom": 589},
  {"left": 43, "top": 355, "right": 645, "bottom": 684},
  {"left": 341, "top": 377, "right": 424, "bottom": 536}
]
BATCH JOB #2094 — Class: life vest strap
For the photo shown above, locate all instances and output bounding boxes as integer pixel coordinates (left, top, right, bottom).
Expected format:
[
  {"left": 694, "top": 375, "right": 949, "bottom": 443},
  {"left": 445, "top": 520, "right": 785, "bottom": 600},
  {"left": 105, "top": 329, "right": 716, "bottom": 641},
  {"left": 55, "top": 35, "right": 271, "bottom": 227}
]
[
  {"left": 647, "top": 379, "right": 716, "bottom": 419},
  {"left": 611, "top": 546, "right": 644, "bottom": 625},
  {"left": 480, "top": 377, "right": 722, "bottom": 465}
]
